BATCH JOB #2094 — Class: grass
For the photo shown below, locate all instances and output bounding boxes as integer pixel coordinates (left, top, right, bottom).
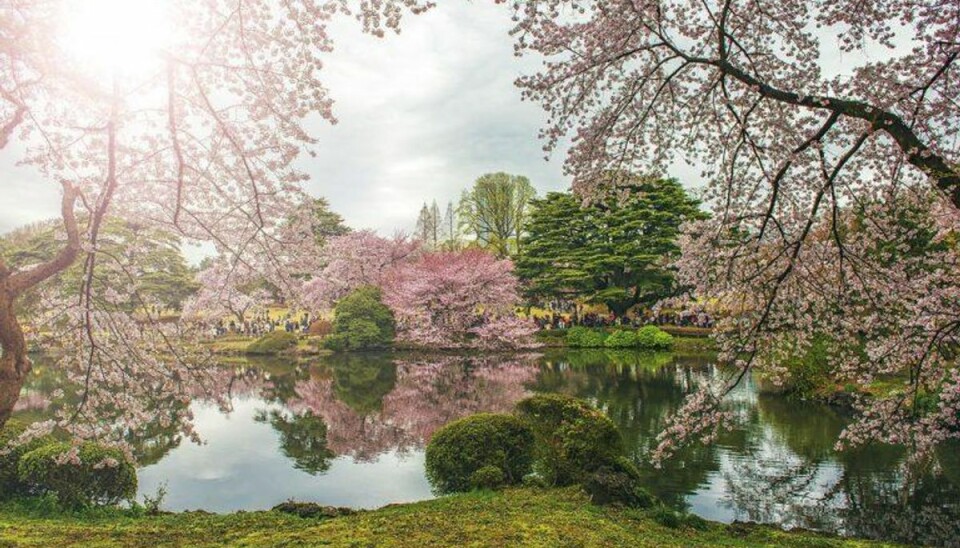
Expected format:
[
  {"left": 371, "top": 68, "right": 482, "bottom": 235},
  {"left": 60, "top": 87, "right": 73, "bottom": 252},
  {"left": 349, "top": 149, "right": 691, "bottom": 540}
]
[
  {"left": 202, "top": 335, "right": 327, "bottom": 356},
  {"left": 0, "top": 488, "right": 895, "bottom": 547}
]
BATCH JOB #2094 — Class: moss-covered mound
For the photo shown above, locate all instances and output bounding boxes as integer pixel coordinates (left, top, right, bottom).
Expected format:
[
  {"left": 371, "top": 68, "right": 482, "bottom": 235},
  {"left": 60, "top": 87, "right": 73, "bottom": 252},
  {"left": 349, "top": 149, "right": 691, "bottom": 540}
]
[{"left": 0, "top": 488, "right": 890, "bottom": 547}]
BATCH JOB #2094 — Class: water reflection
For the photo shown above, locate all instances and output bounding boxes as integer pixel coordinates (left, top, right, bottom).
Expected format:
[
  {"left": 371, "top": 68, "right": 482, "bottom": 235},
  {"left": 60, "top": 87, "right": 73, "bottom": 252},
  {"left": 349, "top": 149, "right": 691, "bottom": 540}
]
[{"left": 16, "top": 350, "right": 960, "bottom": 545}]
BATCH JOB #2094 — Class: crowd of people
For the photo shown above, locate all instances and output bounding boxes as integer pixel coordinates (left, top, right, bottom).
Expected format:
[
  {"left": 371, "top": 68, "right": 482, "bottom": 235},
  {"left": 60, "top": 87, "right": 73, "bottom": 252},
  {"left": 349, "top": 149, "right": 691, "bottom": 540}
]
[
  {"left": 197, "top": 304, "right": 714, "bottom": 339},
  {"left": 532, "top": 307, "right": 714, "bottom": 330},
  {"left": 206, "top": 312, "right": 312, "bottom": 338}
]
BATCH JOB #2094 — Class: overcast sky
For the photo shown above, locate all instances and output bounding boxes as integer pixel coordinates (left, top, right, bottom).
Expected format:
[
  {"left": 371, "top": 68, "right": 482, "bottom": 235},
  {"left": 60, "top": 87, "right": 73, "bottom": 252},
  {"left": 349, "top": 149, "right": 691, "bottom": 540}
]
[
  {"left": 1, "top": 2, "right": 902, "bottom": 237},
  {"left": 0, "top": 3, "right": 576, "bottom": 236}
]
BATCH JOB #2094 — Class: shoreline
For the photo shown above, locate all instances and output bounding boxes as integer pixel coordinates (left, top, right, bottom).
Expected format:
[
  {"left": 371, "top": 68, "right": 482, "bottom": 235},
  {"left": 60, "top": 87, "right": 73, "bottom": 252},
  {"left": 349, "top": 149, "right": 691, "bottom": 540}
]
[{"left": 0, "top": 487, "right": 897, "bottom": 547}]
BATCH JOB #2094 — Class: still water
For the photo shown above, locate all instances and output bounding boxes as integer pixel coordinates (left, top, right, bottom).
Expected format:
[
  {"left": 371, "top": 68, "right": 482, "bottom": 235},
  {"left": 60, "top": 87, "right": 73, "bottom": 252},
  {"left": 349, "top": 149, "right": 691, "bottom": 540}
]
[{"left": 17, "top": 350, "right": 960, "bottom": 545}]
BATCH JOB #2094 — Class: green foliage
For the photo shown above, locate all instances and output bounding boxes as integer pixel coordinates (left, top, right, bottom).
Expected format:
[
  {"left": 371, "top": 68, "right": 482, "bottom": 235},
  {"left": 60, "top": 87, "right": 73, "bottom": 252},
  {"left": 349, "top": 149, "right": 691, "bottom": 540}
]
[
  {"left": 0, "top": 421, "right": 55, "bottom": 499},
  {"left": 458, "top": 172, "right": 537, "bottom": 258},
  {"left": 583, "top": 466, "right": 655, "bottom": 508},
  {"left": 779, "top": 334, "right": 834, "bottom": 400},
  {"left": 515, "top": 394, "right": 624, "bottom": 486},
  {"left": 425, "top": 413, "right": 535, "bottom": 494},
  {"left": 1, "top": 219, "right": 198, "bottom": 317},
  {"left": 470, "top": 465, "right": 506, "bottom": 490},
  {"left": 604, "top": 330, "right": 638, "bottom": 348},
  {"left": 324, "top": 287, "right": 395, "bottom": 351},
  {"left": 308, "top": 198, "right": 350, "bottom": 245},
  {"left": 650, "top": 506, "right": 684, "bottom": 529},
  {"left": 636, "top": 325, "right": 674, "bottom": 350},
  {"left": 517, "top": 175, "right": 706, "bottom": 316},
  {"left": 246, "top": 331, "right": 298, "bottom": 355},
  {"left": 17, "top": 442, "right": 136, "bottom": 508},
  {"left": 566, "top": 327, "right": 606, "bottom": 348}
]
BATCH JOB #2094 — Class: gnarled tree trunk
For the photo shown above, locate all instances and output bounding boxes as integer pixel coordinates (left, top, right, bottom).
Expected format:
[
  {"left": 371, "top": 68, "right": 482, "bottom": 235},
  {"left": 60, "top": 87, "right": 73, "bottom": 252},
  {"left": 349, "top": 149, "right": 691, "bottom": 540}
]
[
  {"left": 0, "top": 183, "right": 79, "bottom": 429},
  {"left": 0, "top": 284, "right": 29, "bottom": 427}
]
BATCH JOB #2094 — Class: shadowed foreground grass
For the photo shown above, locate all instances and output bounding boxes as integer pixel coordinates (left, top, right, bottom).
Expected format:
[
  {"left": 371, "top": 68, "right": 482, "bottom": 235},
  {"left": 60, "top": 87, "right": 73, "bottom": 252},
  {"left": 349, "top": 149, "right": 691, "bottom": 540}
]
[{"left": 0, "top": 488, "right": 895, "bottom": 547}]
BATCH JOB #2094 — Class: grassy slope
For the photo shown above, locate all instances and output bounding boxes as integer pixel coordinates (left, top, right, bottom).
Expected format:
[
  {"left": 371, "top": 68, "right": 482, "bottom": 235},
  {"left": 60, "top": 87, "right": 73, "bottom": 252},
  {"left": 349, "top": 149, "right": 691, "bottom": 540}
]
[{"left": 0, "top": 488, "right": 894, "bottom": 548}]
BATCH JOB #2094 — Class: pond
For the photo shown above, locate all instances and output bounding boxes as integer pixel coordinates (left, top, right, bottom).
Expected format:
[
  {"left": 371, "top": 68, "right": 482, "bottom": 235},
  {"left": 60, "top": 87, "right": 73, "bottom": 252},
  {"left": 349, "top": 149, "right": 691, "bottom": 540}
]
[{"left": 16, "top": 349, "right": 960, "bottom": 546}]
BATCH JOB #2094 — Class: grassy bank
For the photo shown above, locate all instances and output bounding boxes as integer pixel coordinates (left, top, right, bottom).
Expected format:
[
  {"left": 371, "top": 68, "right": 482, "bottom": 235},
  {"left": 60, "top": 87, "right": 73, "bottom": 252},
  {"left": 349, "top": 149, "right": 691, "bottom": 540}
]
[
  {"left": 535, "top": 327, "right": 716, "bottom": 353},
  {"left": 0, "top": 488, "right": 893, "bottom": 547}
]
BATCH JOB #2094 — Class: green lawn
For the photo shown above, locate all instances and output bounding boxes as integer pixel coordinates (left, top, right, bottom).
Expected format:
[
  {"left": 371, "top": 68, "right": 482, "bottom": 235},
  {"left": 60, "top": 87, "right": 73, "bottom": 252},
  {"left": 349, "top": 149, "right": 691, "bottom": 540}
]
[{"left": 0, "top": 488, "right": 895, "bottom": 547}]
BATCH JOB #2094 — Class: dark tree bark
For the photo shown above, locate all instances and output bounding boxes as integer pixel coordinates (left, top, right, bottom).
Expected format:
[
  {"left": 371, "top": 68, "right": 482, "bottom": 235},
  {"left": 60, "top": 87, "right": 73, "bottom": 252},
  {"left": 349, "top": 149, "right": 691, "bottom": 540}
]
[{"left": 0, "top": 183, "right": 79, "bottom": 427}]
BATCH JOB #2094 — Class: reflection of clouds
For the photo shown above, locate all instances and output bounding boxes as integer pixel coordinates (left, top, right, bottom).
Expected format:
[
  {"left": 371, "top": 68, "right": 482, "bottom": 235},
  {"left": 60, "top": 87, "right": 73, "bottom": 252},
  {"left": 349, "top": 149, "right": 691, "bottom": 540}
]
[
  {"left": 22, "top": 351, "right": 960, "bottom": 544},
  {"left": 716, "top": 422, "right": 960, "bottom": 546},
  {"left": 288, "top": 356, "right": 538, "bottom": 461},
  {"left": 718, "top": 424, "right": 844, "bottom": 531}
]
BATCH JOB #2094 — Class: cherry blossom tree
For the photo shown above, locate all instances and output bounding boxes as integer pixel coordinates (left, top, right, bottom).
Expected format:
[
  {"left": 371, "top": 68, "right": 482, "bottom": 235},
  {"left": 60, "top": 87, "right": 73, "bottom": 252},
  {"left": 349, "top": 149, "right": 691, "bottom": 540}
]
[
  {"left": 504, "top": 0, "right": 960, "bottom": 459},
  {"left": 300, "top": 230, "right": 420, "bottom": 311},
  {"left": 383, "top": 249, "right": 537, "bottom": 347},
  {"left": 0, "top": 0, "right": 432, "bottom": 436},
  {"left": 181, "top": 258, "right": 272, "bottom": 325}
]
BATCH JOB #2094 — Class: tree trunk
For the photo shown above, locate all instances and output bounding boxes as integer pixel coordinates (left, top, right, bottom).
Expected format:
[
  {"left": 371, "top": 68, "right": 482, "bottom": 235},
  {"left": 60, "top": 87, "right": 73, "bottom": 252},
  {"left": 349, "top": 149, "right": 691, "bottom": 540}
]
[
  {"left": 0, "top": 283, "right": 29, "bottom": 428},
  {"left": 0, "top": 183, "right": 80, "bottom": 429}
]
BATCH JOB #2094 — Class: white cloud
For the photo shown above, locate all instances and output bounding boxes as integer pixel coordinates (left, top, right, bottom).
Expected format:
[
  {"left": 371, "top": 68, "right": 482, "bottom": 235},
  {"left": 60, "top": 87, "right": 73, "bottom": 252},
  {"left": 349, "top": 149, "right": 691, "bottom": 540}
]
[{"left": 3, "top": 3, "right": 712, "bottom": 236}]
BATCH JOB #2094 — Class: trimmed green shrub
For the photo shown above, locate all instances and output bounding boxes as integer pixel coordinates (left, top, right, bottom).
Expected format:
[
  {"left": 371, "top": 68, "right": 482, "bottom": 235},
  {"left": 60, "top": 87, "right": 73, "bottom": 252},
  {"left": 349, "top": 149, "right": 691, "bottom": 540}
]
[
  {"left": 636, "top": 325, "right": 673, "bottom": 350},
  {"left": 324, "top": 287, "right": 395, "bottom": 351},
  {"left": 566, "top": 327, "right": 606, "bottom": 348},
  {"left": 515, "top": 393, "right": 624, "bottom": 486},
  {"left": 18, "top": 441, "right": 137, "bottom": 508},
  {"left": 604, "top": 330, "right": 638, "bottom": 348},
  {"left": 583, "top": 466, "right": 655, "bottom": 508},
  {"left": 246, "top": 331, "right": 298, "bottom": 355},
  {"left": 425, "top": 413, "right": 534, "bottom": 494},
  {"left": 0, "top": 420, "right": 55, "bottom": 499},
  {"left": 469, "top": 465, "right": 506, "bottom": 490}
]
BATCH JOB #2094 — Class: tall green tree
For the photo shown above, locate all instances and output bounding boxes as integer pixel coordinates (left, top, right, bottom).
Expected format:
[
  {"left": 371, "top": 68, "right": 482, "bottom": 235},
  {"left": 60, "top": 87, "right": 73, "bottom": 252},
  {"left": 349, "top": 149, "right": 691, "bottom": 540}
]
[
  {"left": 310, "top": 198, "right": 350, "bottom": 245},
  {"left": 516, "top": 176, "right": 705, "bottom": 318},
  {"left": 458, "top": 173, "right": 537, "bottom": 257},
  {"left": 2, "top": 219, "right": 199, "bottom": 315}
]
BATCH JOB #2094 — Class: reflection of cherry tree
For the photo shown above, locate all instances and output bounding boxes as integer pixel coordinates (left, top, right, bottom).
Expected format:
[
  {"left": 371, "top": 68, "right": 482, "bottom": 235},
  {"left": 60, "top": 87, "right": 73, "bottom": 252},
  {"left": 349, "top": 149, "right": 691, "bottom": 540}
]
[{"left": 288, "top": 356, "right": 538, "bottom": 461}]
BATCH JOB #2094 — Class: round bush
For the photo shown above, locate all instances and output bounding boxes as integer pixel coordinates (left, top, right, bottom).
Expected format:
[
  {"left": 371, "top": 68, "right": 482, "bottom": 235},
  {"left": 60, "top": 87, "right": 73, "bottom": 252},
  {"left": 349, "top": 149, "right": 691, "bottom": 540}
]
[
  {"left": 18, "top": 441, "right": 137, "bottom": 508},
  {"left": 470, "top": 465, "right": 506, "bottom": 490},
  {"left": 516, "top": 394, "right": 624, "bottom": 486},
  {"left": 0, "top": 420, "right": 55, "bottom": 499},
  {"left": 636, "top": 325, "right": 674, "bottom": 350},
  {"left": 247, "top": 331, "right": 298, "bottom": 355},
  {"left": 324, "top": 287, "right": 395, "bottom": 351},
  {"left": 604, "top": 330, "right": 638, "bottom": 348},
  {"left": 566, "top": 327, "right": 606, "bottom": 348},
  {"left": 425, "top": 413, "right": 534, "bottom": 494},
  {"left": 583, "top": 463, "right": 655, "bottom": 508}
]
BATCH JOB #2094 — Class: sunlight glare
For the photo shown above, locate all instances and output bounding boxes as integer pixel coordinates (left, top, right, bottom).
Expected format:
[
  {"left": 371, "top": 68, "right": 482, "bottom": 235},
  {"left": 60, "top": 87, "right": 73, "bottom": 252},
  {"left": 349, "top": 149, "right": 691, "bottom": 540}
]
[{"left": 59, "top": 0, "right": 173, "bottom": 80}]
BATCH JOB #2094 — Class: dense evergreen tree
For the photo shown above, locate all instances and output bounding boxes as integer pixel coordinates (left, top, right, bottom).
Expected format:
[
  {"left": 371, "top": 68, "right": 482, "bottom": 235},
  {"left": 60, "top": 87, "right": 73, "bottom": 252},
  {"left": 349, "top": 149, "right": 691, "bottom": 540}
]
[
  {"left": 309, "top": 198, "right": 350, "bottom": 245},
  {"left": 516, "top": 177, "right": 704, "bottom": 317}
]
